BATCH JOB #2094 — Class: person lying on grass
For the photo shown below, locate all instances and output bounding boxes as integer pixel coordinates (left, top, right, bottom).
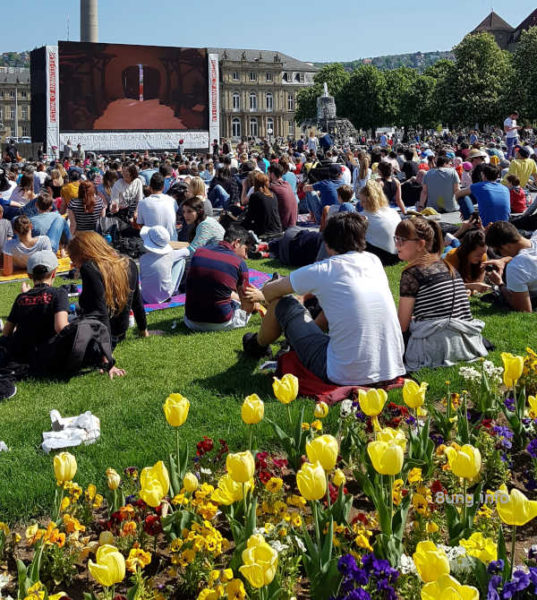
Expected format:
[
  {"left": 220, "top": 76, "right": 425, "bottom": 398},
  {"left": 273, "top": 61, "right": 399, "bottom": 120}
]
[{"left": 242, "top": 212, "right": 406, "bottom": 386}]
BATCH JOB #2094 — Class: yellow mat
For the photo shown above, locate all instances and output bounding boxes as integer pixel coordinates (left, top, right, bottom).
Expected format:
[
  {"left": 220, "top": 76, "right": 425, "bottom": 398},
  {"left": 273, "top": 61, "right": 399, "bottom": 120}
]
[{"left": 0, "top": 256, "right": 72, "bottom": 284}]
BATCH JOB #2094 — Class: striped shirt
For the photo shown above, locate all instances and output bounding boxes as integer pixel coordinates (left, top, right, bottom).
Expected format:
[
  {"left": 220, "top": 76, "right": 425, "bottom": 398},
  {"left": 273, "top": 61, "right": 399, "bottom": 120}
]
[
  {"left": 400, "top": 260, "right": 472, "bottom": 322},
  {"left": 69, "top": 197, "right": 104, "bottom": 231}
]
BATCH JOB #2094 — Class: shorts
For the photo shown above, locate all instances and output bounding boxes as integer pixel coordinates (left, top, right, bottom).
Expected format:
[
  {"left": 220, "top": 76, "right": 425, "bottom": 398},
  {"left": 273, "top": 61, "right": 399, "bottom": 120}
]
[
  {"left": 275, "top": 296, "right": 330, "bottom": 382},
  {"left": 183, "top": 301, "right": 251, "bottom": 332}
]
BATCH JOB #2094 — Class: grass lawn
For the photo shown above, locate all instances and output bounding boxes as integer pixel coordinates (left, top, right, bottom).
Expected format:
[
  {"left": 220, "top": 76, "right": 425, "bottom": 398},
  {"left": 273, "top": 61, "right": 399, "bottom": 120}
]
[{"left": 0, "top": 257, "right": 534, "bottom": 523}]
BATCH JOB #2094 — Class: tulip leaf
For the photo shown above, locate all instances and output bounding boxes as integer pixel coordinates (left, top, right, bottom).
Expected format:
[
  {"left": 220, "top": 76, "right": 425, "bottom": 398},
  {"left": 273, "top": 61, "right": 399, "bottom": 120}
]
[
  {"left": 168, "top": 453, "right": 180, "bottom": 499},
  {"left": 497, "top": 525, "right": 509, "bottom": 581},
  {"left": 320, "top": 516, "right": 334, "bottom": 565}
]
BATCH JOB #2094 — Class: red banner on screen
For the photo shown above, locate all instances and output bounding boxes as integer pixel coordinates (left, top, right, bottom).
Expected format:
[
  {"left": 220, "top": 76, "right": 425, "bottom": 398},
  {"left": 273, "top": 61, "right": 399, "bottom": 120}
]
[
  {"left": 48, "top": 49, "right": 57, "bottom": 124},
  {"left": 210, "top": 57, "right": 218, "bottom": 124}
]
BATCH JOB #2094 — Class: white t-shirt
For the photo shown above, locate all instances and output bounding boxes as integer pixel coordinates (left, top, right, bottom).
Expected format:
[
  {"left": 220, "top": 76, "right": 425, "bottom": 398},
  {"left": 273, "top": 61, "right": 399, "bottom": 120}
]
[
  {"left": 504, "top": 117, "right": 518, "bottom": 139},
  {"left": 137, "top": 193, "right": 178, "bottom": 241},
  {"left": 340, "top": 165, "right": 352, "bottom": 185},
  {"left": 0, "top": 181, "right": 17, "bottom": 203},
  {"left": 363, "top": 207, "right": 401, "bottom": 254},
  {"left": 140, "top": 249, "right": 185, "bottom": 304},
  {"left": 505, "top": 231, "right": 537, "bottom": 296},
  {"left": 290, "top": 251, "right": 405, "bottom": 385}
]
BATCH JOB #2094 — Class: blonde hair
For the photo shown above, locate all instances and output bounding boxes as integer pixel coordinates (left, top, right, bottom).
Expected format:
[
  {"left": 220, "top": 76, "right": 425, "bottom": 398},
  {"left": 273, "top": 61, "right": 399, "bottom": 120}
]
[
  {"left": 359, "top": 180, "right": 388, "bottom": 212},
  {"left": 68, "top": 232, "right": 130, "bottom": 315},
  {"left": 51, "top": 169, "right": 64, "bottom": 186},
  {"left": 187, "top": 176, "right": 206, "bottom": 199}
]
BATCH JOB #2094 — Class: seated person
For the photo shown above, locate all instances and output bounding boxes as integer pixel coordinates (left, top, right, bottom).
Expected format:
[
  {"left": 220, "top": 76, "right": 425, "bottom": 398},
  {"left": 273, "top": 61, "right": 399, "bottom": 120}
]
[
  {"left": 268, "top": 226, "right": 326, "bottom": 268},
  {"left": 139, "top": 225, "right": 188, "bottom": 304},
  {"left": 319, "top": 184, "right": 355, "bottom": 231},
  {"left": 30, "top": 192, "right": 71, "bottom": 253},
  {"left": 359, "top": 179, "right": 400, "bottom": 266},
  {"left": 444, "top": 229, "right": 490, "bottom": 294},
  {"left": 504, "top": 174, "right": 528, "bottom": 214},
  {"left": 136, "top": 173, "right": 179, "bottom": 241},
  {"left": 3, "top": 215, "right": 52, "bottom": 276},
  {"left": 485, "top": 221, "right": 537, "bottom": 312},
  {"left": 242, "top": 213, "right": 406, "bottom": 386},
  {"left": 67, "top": 181, "right": 106, "bottom": 234},
  {"left": 0, "top": 250, "right": 68, "bottom": 368},
  {"left": 0, "top": 205, "right": 13, "bottom": 260},
  {"left": 184, "top": 225, "right": 256, "bottom": 332},
  {"left": 395, "top": 217, "right": 487, "bottom": 370},
  {"left": 241, "top": 172, "right": 282, "bottom": 238}
]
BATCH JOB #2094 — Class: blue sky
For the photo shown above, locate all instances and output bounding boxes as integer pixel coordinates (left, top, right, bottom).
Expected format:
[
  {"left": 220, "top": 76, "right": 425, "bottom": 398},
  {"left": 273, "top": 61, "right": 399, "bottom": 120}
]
[{"left": 4, "top": 1, "right": 537, "bottom": 62}]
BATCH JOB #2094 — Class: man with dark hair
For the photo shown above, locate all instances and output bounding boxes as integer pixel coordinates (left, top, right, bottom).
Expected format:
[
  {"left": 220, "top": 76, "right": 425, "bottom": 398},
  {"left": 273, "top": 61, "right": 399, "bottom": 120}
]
[
  {"left": 242, "top": 212, "right": 405, "bottom": 386},
  {"left": 268, "top": 163, "right": 297, "bottom": 230},
  {"left": 419, "top": 155, "right": 460, "bottom": 213},
  {"left": 456, "top": 164, "right": 510, "bottom": 226},
  {"left": 485, "top": 221, "right": 537, "bottom": 312},
  {"left": 504, "top": 111, "right": 520, "bottom": 160},
  {"left": 136, "top": 172, "right": 178, "bottom": 241},
  {"left": 303, "top": 163, "right": 343, "bottom": 223},
  {"left": 184, "top": 224, "right": 256, "bottom": 332},
  {"left": 501, "top": 145, "right": 537, "bottom": 188}
]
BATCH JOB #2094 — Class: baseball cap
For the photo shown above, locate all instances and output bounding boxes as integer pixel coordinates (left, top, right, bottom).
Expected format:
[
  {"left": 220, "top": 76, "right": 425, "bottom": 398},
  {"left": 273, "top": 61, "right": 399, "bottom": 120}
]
[
  {"left": 27, "top": 250, "right": 59, "bottom": 275},
  {"left": 140, "top": 226, "right": 172, "bottom": 255}
]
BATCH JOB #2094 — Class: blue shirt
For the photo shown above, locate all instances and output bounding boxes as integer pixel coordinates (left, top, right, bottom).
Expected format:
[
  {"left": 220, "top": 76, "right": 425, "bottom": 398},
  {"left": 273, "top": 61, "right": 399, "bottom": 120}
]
[
  {"left": 139, "top": 169, "right": 158, "bottom": 186},
  {"left": 30, "top": 212, "right": 66, "bottom": 236},
  {"left": 470, "top": 181, "right": 510, "bottom": 227},
  {"left": 312, "top": 179, "right": 342, "bottom": 207}
]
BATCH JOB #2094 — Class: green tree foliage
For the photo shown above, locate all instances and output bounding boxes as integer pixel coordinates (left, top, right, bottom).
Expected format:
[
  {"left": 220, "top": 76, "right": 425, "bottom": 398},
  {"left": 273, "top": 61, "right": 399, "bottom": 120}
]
[
  {"left": 383, "top": 67, "right": 418, "bottom": 126},
  {"left": 337, "top": 65, "right": 386, "bottom": 132},
  {"left": 400, "top": 75, "right": 438, "bottom": 130},
  {"left": 295, "top": 63, "right": 350, "bottom": 123},
  {"left": 512, "top": 27, "right": 537, "bottom": 121}
]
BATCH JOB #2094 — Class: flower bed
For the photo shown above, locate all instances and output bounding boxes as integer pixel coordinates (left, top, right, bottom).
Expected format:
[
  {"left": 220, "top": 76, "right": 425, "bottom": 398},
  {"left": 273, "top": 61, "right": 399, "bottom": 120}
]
[{"left": 3, "top": 351, "right": 537, "bottom": 599}]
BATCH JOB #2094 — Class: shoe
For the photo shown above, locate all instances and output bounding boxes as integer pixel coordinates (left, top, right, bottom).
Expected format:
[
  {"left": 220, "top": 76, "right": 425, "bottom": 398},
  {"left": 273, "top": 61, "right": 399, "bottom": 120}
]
[
  {"left": 0, "top": 376, "right": 16, "bottom": 400},
  {"left": 248, "top": 250, "right": 269, "bottom": 260},
  {"left": 270, "top": 272, "right": 281, "bottom": 282},
  {"left": 248, "top": 230, "right": 261, "bottom": 245},
  {"left": 242, "top": 332, "right": 271, "bottom": 359}
]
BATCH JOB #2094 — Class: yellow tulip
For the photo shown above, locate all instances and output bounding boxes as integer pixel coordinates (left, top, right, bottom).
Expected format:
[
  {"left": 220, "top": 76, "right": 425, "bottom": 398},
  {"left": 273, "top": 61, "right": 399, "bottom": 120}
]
[
  {"left": 241, "top": 394, "right": 264, "bottom": 425},
  {"left": 501, "top": 352, "right": 524, "bottom": 388},
  {"left": 211, "top": 473, "right": 254, "bottom": 505},
  {"left": 421, "top": 574, "right": 479, "bottom": 600},
  {"left": 367, "top": 440, "right": 404, "bottom": 475},
  {"left": 403, "top": 379, "right": 428, "bottom": 409},
  {"left": 88, "top": 544, "right": 125, "bottom": 587},
  {"left": 163, "top": 393, "right": 190, "bottom": 427},
  {"left": 296, "top": 461, "right": 327, "bottom": 501},
  {"left": 528, "top": 396, "right": 537, "bottom": 419},
  {"left": 183, "top": 472, "right": 199, "bottom": 493},
  {"left": 314, "top": 401, "right": 329, "bottom": 419},
  {"left": 99, "top": 531, "right": 115, "bottom": 546},
  {"left": 239, "top": 534, "right": 278, "bottom": 589},
  {"left": 413, "top": 541, "right": 450, "bottom": 583},
  {"left": 272, "top": 374, "right": 299, "bottom": 404},
  {"left": 496, "top": 484, "right": 537, "bottom": 526},
  {"left": 358, "top": 388, "right": 387, "bottom": 417},
  {"left": 53, "top": 452, "right": 77, "bottom": 485},
  {"left": 106, "top": 468, "right": 120, "bottom": 491},
  {"left": 305, "top": 434, "right": 339, "bottom": 471},
  {"left": 377, "top": 427, "right": 407, "bottom": 452},
  {"left": 444, "top": 444, "right": 481, "bottom": 480},
  {"left": 226, "top": 451, "right": 255, "bottom": 483},
  {"left": 333, "top": 469, "right": 346, "bottom": 487},
  {"left": 460, "top": 532, "right": 497, "bottom": 564},
  {"left": 139, "top": 461, "right": 170, "bottom": 508}
]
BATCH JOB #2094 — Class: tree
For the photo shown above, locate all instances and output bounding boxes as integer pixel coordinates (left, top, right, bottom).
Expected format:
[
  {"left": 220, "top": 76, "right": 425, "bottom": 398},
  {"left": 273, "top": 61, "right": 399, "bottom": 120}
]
[
  {"left": 382, "top": 67, "right": 418, "bottom": 126},
  {"left": 512, "top": 27, "right": 537, "bottom": 121},
  {"left": 337, "top": 65, "right": 386, "bottom": 133},
  {"left": 399, "top": 75, "right": 438, "bottom": 130},
  {"left": 295, "top": 63, "right": 350, "bottom": 123},
  {"left": 443, "top": 33, "right": 510, "bottom": 127}
]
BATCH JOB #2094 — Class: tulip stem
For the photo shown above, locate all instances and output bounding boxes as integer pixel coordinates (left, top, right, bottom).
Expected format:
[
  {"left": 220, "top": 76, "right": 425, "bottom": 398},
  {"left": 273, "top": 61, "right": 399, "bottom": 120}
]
[
  {"left": 510, "top": 525, "right": 517, "bottom": 579},
  {"left": 389, "top": 475, "right": 394, "bottom": 531},
  {"left": 287, "top": 405, "right": 292, "bottom": 427},
  {"left": 311, "top": 501, "right": 321, "bottom": 549},
  {"left": 243, "top": 482, "right": 248, "bottom": 516},
  {"left": 55, "top": 486, "right": 64, "bottom": 522},
  {"left": 248, "top": 426, "right": 253, "bottom": 452},
  {"left": 462, "top": 480, "right": 467, "bottom": 525},
  {"left": 175, "top": 428, "right": 181, "bottom": 480},
  {"left": 326, "top": 474, "right": 331, "bottom": 509}
]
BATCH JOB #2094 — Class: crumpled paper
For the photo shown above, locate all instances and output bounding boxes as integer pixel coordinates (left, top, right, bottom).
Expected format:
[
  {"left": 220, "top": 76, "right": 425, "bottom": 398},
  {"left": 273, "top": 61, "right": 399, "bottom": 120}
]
[
  {"left": 41, "top": 409, "right": 100, "bottom": 453},
  {"left": 0, "top": 441, "right": 8, "bottom": 452}
]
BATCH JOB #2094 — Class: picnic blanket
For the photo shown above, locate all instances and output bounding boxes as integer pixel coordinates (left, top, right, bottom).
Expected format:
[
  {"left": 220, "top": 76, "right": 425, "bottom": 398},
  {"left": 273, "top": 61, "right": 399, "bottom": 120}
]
[
  {"left": 277, "top": 350, "right": 405, "bottom": 404},
  {"left": 73, "top": 268, "right": 273, "bottom": 314},
  {"left": 0, "top": 257, "right": 72, "bottom": 284}
]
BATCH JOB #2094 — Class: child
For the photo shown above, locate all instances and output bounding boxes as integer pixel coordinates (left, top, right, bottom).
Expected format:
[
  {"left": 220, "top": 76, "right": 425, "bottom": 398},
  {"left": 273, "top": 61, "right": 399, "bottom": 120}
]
[
  {"left": 504, "top": 174, "right": 528, "bottom": 214},
  {"left": 320, "top": 184, "right": 355, "bottom": 231},
  {"left": 461, "top": 162, "right": 473, "bottom": 188}
]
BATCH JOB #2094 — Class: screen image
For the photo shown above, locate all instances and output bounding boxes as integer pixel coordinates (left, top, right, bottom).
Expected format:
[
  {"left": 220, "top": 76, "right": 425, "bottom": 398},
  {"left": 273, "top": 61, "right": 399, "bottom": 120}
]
[{"left": 58, "top": 41, "right": 208, "bottom": 131}]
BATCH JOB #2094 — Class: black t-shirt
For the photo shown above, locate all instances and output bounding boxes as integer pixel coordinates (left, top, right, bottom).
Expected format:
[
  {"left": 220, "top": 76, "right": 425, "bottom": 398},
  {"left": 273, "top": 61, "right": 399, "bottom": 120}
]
[
  {"left": 243, "top": 191, "right": 282, "bottom": 236},
  {"left": 7, "top": 284, "right": 69, "bottom": 360},
  {"left": 402, "top": 161, "right": 418, "bottom": 181}
]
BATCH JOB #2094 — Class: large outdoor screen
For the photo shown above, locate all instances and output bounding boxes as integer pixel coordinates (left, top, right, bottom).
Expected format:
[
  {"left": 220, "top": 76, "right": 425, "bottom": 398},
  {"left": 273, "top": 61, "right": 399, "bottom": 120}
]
[{"left": 58, "top": 41, "right": 208, "bottom": 131}]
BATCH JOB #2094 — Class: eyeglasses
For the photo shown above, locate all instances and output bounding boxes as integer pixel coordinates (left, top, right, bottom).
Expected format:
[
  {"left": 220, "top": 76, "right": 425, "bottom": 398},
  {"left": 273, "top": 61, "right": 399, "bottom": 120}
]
[{"left": 393, "top": 236, "right": 420, "bottom": 245}]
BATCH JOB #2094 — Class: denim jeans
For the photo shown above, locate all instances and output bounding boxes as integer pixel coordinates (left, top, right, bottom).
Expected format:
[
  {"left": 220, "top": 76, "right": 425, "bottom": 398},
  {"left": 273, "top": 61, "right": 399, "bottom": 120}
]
[
  {"left": 457, "top": 196, "right": 475, "bottom": 220},
  {"left": 170, "top": 257, "right": 186, "bottom": 296},
  {"left": 208, "top": 184, "right": 230, "bottom": 209},
  {"left": 32, "top": 215, "right": 71, "bottom": 253},
  {"left": 506, "top": 136, "right": 518, "bottom": 160},
  {"left": 304, "top": 191, "right": 323, "bottom": 223}
]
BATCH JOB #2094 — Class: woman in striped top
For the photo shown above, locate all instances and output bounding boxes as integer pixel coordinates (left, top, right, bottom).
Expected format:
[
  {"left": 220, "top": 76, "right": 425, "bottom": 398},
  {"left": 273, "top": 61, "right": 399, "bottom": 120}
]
[
  {"left": 68, "top": 181, "right": 105, "bottom": 234},
  {"left": 395, "top": 217, "right": 472, "bottom": 339}
]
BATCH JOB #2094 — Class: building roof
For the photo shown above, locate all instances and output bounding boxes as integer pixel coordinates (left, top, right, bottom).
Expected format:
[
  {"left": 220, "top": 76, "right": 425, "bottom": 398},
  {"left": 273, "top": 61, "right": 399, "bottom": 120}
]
[
  {"left": 472, "top": 11, "right": 514, "bottom": 33},
  {"left": 208, "top": 47, "right": 317, "bottom": 72},
  {"left": 515, "top": 8, "right": 537, "bottom": 34},
  {"left": 0, "top": 67, "right": 30, "bottom": 85}
]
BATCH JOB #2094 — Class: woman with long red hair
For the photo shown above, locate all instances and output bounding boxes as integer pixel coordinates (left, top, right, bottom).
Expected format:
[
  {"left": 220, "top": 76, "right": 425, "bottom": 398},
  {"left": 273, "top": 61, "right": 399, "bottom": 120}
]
[{"left": 67, "top": 181, "right": 105, "bottom": 234}]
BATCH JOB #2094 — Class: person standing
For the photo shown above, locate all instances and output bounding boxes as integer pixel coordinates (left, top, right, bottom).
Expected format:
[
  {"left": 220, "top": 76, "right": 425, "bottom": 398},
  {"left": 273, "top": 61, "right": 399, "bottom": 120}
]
[
  {"left": 63, "top": 140, "right": 73, "bottom": 161},
  {"left": 504, "top": 111, "right": 521, "bottom": 160}
]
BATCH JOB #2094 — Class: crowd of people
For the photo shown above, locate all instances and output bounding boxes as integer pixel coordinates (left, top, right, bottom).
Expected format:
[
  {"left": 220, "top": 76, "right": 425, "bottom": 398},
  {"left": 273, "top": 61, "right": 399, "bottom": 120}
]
[{"left": 0, "top": 115, "right": 536, "bottom": 397}]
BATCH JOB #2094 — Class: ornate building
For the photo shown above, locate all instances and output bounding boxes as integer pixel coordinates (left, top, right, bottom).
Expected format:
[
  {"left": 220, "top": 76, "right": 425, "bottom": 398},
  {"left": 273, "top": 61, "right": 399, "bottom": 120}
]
[
  {"left": 208, "top": 48, "right": 317, "bottom": 141},
  {"left": 471, "top": 9, "right": 537, "bottom": 51},
  {"left": 0, "top": 67, "right": 31, "bottom": 141}
]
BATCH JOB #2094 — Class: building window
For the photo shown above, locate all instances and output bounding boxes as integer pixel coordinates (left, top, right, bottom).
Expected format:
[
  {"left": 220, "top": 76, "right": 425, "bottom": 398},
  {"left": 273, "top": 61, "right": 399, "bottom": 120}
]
[
  {"left": 249, "top": 92, "right": 257, "bottom": 111},
  {"left": 288, "top": 120, "right": 295, "bottom": 135},
  {"left": 249, "top": 117, "right": 258, "bottom": 138},
  {"left": 249, "top": 71, "right": 257, "bottom": 81},
  {"left": 287, "top": 93, "right": 294, "bottom": 111},
  {"left": 232, "top": 92, "right": 240, "bottom": 111},
  {"left": 266, "top": 92, "right": 273, "bottom": 111},
  {"left": 8, "top": 90, "right": 15, "bottom": 99},
  {"left": 266, "top": 72, "right": 273, "bottom": 82},
  {"left": 232, "top": 118, "right": 241, "bottom": 138},
  {"left": 267, "top": 117, "right": 274, "bottom": 135},
  {"left": 282, "top": 73, "right": 288, "bottom": 82},
  {"left": 21, "top": 107, "right": 28, "bottom": 120},
  {"left": 22, "top": 125, "right": 30, "bottom": 137},
  {"left": 232, "top": 71, "right": 239, "bottom": 81},
  {"left": 294, "top": 73, "right": 304, "bottom": 83},
  {"left": 0, "top": 108, "right": 3, "bottom": 120},
  {"left": 20, "top": 90, "right": 27, "bottom": 98},
  {"left": 9, "top": 106, "right": 15, "bottom": 120}
]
